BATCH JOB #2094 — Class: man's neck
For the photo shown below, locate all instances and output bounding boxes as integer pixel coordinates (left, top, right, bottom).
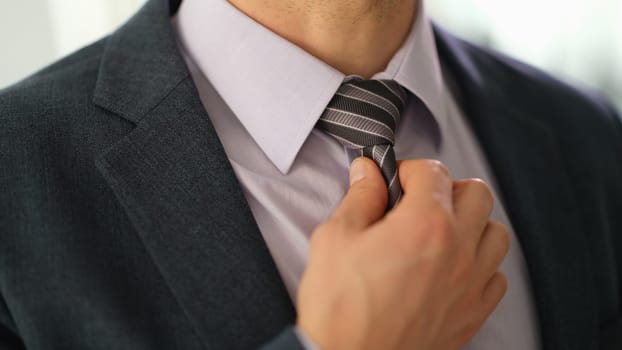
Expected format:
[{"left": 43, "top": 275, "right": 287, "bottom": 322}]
[{"left": 227, "top": 0, "right": 418, "bottom": 78}]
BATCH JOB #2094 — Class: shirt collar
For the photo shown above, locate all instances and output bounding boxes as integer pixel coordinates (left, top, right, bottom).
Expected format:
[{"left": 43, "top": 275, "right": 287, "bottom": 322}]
[
  {"left": 174, "top": 0, "right": 445, "bottom": 174},
  {"left": 378, "top": 1, "right": 447, "bottom": 133}
]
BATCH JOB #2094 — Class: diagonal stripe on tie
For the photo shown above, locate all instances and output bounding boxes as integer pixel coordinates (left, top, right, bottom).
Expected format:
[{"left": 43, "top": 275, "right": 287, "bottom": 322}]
[{"left": 317, "top": 78, "right": 407, "bottom": 210}]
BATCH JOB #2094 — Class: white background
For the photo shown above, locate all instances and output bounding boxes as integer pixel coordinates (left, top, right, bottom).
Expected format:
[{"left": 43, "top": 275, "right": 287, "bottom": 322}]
[{"left": 1, "top": 0, "right": 621, "bottom": 110}]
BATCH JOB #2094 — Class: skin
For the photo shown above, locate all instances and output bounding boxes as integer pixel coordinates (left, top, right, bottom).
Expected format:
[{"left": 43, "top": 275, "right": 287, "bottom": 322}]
[
  {"left": 227, "top": 0, "right": 418, "bottom": 78},
  {"left": 297, "top": 158, "right": 510, "bottom": 350}
]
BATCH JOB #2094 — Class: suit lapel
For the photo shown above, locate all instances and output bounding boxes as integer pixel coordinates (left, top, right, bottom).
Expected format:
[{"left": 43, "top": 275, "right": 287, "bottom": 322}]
[
  {"left": 434, "top": 27, "right": 599, "bottom": 349},
  {"left": 92, "top": 1, "right": 295, "bottom": 349}
]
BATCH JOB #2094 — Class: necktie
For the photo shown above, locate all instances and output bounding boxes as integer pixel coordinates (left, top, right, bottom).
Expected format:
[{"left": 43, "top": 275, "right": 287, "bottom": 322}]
[{"left": 317, "top": 78, "right": 408, "bottom": 209}]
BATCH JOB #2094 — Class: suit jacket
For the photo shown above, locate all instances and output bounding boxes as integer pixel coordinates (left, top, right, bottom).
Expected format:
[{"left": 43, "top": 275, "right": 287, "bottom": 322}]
[{"left": 0, "top": 0, "right": 621, "bottom": 349}]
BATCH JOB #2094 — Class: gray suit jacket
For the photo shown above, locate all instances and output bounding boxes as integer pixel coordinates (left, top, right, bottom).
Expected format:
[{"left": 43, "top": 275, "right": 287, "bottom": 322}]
[{"left": 1, "top": 0, "right": 621, "bottom": 349}]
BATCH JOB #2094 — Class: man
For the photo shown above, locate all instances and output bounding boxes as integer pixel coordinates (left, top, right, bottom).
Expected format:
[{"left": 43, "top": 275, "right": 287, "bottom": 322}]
[{"left": 0, "top": 0, "right": 620, "bottom": 349}]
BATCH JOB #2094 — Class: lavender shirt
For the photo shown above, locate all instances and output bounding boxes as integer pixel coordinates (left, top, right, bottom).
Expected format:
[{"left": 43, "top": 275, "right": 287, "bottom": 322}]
[{"left": 173, "top": 1, "right": 541, "bottom": 349}]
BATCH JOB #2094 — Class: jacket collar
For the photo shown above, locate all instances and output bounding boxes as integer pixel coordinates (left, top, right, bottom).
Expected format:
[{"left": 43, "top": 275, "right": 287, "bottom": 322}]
[{"left": 93, "top": 0, "right": 188, "bottom": 124}]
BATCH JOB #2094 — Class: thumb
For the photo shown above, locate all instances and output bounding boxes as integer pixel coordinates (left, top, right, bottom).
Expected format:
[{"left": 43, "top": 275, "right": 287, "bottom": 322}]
[{"left": 330, "top": 157, "right": 388, "bottom": 230}]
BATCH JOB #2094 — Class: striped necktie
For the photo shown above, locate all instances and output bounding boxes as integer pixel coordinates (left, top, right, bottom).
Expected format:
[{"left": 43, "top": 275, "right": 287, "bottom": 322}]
[{"left": 317, "top": 78, "right": 408, "bottom": 209}]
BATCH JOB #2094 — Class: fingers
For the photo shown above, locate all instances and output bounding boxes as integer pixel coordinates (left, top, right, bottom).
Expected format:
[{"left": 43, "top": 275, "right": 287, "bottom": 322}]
[
  {"left": 453, "top": 179, "right": 494, "bottom": 247},
  {"left": 330, "top": 157, "right": 388, "bottom": 231},
  {"left": 395, "top": 160, "right": 453, "bottom": 214},
  {"left": 481, "top": 271, "right": 508, "bottom": 315},
  {"left": 475, "top": 221, "right": 510, "bottom": 282}
]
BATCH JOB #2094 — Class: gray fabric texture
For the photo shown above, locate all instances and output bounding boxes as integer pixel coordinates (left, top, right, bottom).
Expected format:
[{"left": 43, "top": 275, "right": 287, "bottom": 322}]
[
  {"left": 318, "top": 79, "right": 407, "bottom": 208},
  {"left": 0, "top": 0, "right": 621, "bottom": 349}
]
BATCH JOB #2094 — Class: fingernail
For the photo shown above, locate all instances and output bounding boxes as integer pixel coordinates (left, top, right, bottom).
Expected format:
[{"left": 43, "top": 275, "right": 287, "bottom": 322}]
[{"left": 349, "top": 157, "right": 368, "bottom": 185}]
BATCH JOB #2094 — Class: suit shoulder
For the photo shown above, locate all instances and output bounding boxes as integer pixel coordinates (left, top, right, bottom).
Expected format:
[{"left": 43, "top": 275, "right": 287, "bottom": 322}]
[
  {"left": 435, "top": 26, "right": 622, "bottom": 176},
  {"left": 0, "top": 37, "right": 108, "bottom": 123},
  {"left": 0, "top": 36, "right": 131, "bottom": 180},
  {"left": 451, "top": 34, "right": 621, "bottom": 129}
]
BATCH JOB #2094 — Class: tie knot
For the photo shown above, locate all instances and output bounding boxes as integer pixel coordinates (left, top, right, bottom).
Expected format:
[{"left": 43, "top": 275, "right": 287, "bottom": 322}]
[
  {"left": 318, "top": 78, "right": 408, "bottom": 148},
  {"left": 318, "top": 78, "right": 407, "bottom": 209}
]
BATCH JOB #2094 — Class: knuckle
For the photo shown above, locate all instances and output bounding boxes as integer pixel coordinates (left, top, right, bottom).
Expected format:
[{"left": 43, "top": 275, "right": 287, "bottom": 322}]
[
  {"left": 427, "top": 159, "right": 450, "bottom": 177},
  {"left": 419, "top": 208, "right": 455, "bottom": 245},
  {"left": 484, "top": 273, "right": 508, "bottom": 305},
  {"left": 424, "top": 159, "right": 450, "bottom": 177},
  {"left": 391, "top": 207, "right": 455, "bottom": 251},
  {"left": 451, "top": 250, "right": 476, "bottom": 284},
  {"left": 496, "top": 272, "right": 509, "bottom": 295},
  {"left": 399, "top": 159, "right": 450, "bottom": 179},
  {"left": 467, "top": 178, "right": 493, "bottom": 208},
  {"left": 489, "top": 220, "right": 511, "bottom": 252},
  {"left": 425, "top": 208, "right": 453, "bottom": 232}
]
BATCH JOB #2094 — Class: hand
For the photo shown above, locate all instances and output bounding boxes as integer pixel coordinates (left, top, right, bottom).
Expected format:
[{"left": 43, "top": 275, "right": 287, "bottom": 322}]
[{"left": 296, "top": 158, "right": 509, "bottom": 350}]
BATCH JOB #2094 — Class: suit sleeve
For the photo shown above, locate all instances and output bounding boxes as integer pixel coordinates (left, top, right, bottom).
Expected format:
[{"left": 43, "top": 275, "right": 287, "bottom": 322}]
[
  {"left": 258, "top": 326, "right": 308, "bottom": 350},
  {"left": 0, "top": 294, "right": 25, "bottom": 350}
]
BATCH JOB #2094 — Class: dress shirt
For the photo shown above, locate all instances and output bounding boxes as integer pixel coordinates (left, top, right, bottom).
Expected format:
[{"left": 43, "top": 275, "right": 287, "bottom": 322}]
[{"left": 173, "top": 1, "right": 541, "bottom": 349}]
